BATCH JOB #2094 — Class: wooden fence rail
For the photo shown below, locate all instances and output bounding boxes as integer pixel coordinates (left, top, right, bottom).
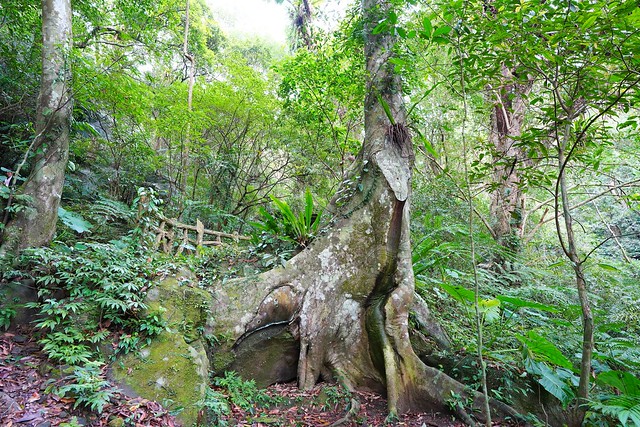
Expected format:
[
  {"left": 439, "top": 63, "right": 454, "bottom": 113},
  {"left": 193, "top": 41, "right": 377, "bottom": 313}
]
[{"left": 153, "top": 217, "right": 250, "bottom": 256}]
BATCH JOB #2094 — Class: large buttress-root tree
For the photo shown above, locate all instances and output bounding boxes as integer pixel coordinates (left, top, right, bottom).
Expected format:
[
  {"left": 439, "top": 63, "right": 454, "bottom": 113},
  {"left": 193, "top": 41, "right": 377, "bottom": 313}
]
[{"left": 209, "top": 0, "right": 520, "bottom": 423}]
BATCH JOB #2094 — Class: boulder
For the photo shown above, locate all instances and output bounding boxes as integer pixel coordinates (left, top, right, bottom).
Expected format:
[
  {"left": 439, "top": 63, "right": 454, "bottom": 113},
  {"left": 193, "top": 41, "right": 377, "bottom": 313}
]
[{"left": 111, "top": 270, "right": 213, "bottom": 426}]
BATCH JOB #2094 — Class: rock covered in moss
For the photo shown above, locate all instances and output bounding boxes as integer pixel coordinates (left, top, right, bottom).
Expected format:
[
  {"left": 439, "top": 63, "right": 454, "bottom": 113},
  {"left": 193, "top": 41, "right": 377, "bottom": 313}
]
[{"left": 111, "top": 270, "right": 213, "bottom": 426}]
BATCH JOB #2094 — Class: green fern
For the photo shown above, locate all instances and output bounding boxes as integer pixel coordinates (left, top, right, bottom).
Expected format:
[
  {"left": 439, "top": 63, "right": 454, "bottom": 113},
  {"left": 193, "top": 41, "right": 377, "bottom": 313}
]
[
  {"left": 53, "top": 362, "right": 117, "bottom": 413},
  {"left": 590, "top": 371, "right": 640, "bottom": 426},
  {"left": 590, "top": 394, "right": 640, "bottom": 426},
  {"left": 252, "top": 188, "right": 323, "bottom": 248},
  {"left": 89, "top": 197, "right": 134, "bottom": 225}
]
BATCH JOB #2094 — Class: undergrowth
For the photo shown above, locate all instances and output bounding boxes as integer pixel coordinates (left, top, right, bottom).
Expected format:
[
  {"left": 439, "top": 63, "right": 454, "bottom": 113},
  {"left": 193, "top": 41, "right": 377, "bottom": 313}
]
[{"left": 10, "top": 241, "right": 166, "bottom": 413}]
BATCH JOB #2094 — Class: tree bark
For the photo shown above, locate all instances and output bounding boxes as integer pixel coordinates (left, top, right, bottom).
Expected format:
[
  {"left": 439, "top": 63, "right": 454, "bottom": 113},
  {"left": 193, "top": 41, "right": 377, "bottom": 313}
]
[
  {"left": 0, "top": 0, "right": 72, "bottom": 262},
  {"left": 488, "top": 65, "right": 532, "bottom": 256},
  {"left": 207, "top": 1, "right": 522, "bottom": 423}
]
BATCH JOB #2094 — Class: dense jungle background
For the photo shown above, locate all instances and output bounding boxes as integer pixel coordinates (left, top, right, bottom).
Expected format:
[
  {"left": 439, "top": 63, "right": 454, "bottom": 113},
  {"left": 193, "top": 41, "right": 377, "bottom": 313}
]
[{"left": 1, "top": 0, "right": 640, "bottom": 426}]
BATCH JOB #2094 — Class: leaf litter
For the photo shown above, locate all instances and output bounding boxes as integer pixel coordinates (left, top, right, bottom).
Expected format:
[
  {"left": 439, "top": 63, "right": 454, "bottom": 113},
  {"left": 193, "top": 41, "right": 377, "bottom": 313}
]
[{"left": 2, "top": 330, "right": 518, "bottom": 426}]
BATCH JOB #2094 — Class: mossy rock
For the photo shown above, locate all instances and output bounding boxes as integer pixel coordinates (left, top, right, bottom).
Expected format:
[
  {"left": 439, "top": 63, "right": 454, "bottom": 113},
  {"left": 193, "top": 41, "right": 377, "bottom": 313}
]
[
  {"left": 229, "top": 324, "right": 299, "bottom": 388},
  {"left": 145, "top": 269, "right": 214, "bottom": 340},
  {"left": 112, "top": 331, "right": 208, "bottom": 426},
  {"left": 111, "top": 271, "right": 213, "bottom": 426}
]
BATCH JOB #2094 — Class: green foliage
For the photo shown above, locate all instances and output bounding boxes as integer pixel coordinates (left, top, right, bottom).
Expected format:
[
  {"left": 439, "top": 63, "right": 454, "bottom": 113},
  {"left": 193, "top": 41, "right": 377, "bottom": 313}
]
[
  {"left": 517, "top": 331, "right": 572, "bottom": 370},
  {"left": 89, "top": 197, "right": 135, "bottom": 226},
  {"left": 276, "top": 31, "right": 364, "bottom": 197},
  {"left": 251, "top": 188, "right": 323, "bottom": 257},
  {"left": 319, "top": 384, "right": 352, "bottom": 411},
  {"left": 59, "top": 417, "right": 83, "bottom": 427},
  {"left": 58, "top": 207, "right": 93, "bottom": 234},
  {"left": 213, "top": 371, "right": 279, "bottom": 415},
  {"left": 524, "top": 358, "right": 578, "bottom": 407},
  {"left": 597, "top": 371, "right": 640, "bottom": 396},
  {"left": 200, "top": 387, "right": 230, "bottom": 427},
  {"left": 0, "top": 303, "right": 16, "bottom": 331},
  {"left": 130, "top": 187, "right": 163, "bottom": 249},
  {"left": 438, "top": 282, "right": 501, "bottom": 323},
  {"left": 20, "top": 242, "right": 163, "bottom": 365},
  {"left": 588, "top": 370, "right": 640, "bottom": 426},
  {"left": 589, "top": 394, "right": 640, "bottom": 427},
  {"left": 51, "top": 361, "right": 117, "bottom": 413}
]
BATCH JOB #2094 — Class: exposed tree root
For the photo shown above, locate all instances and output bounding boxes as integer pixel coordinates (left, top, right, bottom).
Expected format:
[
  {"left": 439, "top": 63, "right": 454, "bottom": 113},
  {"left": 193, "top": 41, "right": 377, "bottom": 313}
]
[{"left": 205, "top": 1, "right": 527, "bottom": 424}]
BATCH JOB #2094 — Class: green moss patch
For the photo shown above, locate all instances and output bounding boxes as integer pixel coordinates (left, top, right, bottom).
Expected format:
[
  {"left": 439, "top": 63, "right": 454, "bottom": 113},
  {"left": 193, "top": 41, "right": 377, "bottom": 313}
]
[{"left": 111, "top": 271, "right": 213, "bottom": 426}]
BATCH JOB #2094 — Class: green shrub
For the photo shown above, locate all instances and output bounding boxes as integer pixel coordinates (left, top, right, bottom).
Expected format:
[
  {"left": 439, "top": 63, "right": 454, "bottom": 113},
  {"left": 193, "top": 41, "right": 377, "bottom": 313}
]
[
  {"left": 52, "top": 361, "right": 117, "bottom": 413},
  {"left": 586, "top": 371, "right": 640, "bottom": 426},
  {"left": 250, "top": 189, "right": 322, "bottom": 267},
  {"left": 200, "top": 387, "right": 230, "bottom": 426},
  {"left": 251, "top": 189, "right": 322, "bottom": 248},
  {"left": 21, "top": 242, "right": 164, "bottom": 365},
  {"left": 214, "top": 371, "right": 279, "bottom": 415}
]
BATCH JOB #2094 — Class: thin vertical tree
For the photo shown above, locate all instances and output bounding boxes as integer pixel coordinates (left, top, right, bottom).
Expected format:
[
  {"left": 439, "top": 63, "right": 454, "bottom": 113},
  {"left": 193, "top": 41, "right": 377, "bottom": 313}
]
[{"left": 179, "top": 0, "right": 195, "bottom": 199}]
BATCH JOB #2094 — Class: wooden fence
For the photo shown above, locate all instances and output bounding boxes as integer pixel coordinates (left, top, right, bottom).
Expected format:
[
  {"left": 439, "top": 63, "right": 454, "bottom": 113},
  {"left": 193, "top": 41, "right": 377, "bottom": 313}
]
[{"left": 153, "top": 217, "right": 250, "bottom": 256}]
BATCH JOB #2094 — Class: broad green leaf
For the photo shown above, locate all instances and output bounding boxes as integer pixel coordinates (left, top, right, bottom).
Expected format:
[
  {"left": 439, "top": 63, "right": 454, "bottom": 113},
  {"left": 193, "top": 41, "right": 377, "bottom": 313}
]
[
  {"left": 373, "top": 21, "right": 388, "bottom": 35},
  {"left": 496, "top": 295, "right": 558, "bottom": 313},
  {"left": 387, "top": 10, "right": 398, "bottom": 25},
  {"left": 433, "top": 26, "right": 452, "bottom": 37},
  {"left": 597, "top": 371, "right": 640, "bottom": 396},
  {"left": 389, "top": 57, "right": 408, "bottom": 66},
  {"left": 581, "top": 13, "right": 600, "bottom": 31},
  {"left": 377, "top": 94, "right": 396, "bottom": 125},
  {"left": 479, "top": 298, "right": 501, "bottom": 323},
  {"left": 517, "top": 331, "right": 572, "bottom": 369},
  {"left": 304, "top": 188, "right": 314, "bottom": 229},
  {"left": 525, "top": 358, "right": 576, "bottom": 406},
  {"left": 422, "top": 138, "right": 437, "bottom": 157},
  {"left": 422, "top": 17, "right": 432, "bottom": 37},
  {"left": 72, "top": 120, "right": 100, "bottom": 137},
  {"left": 439, "top": 282, "right": 475, "bottom": 304},
  {"left": 58, "top": 207, "right": 93, "bottom": 234},
  {"left": 597, "top": 263, "right": 620, "bottom": 272}
]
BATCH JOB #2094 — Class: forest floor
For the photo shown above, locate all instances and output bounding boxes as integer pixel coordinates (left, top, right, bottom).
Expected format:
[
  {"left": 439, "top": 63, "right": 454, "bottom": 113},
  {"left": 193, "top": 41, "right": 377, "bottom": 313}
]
[{"left": 1, "top": 330, "right": 517, "bottom": 427}]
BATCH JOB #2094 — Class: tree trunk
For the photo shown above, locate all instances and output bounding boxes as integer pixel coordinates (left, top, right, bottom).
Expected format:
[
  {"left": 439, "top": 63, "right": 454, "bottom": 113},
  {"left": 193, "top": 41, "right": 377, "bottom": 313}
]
[
  {"left": 180, "top": 0, "right": 195, "bottom": 197},
  {"left": 556, "top": 122, "right": 593, "bottom": 425},
  {"left": 0, "top": 0, "right": 72, "bottom": 262},
  {"left": 207, "top": 1, "right": 521, "bottom": 423},
  {"left": 488, "top": 65, "right": 532, "bottom": 256}
]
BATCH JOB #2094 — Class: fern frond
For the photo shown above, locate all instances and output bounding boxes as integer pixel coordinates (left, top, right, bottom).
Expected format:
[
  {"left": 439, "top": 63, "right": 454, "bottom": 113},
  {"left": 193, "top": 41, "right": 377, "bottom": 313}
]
[
  {"left": 89, "top": 197, "right": 134, "bottom": 224},
  {"left": 590, "top": 394, "right": 640, "bottom": 427}
]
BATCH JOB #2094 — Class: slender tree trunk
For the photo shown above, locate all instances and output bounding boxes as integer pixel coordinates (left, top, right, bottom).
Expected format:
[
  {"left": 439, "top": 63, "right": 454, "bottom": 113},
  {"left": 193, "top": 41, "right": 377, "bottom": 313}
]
[
  {"left": 488, "top": 66, "right": 532, "bottom": 256},
  {"left": 180, "top": 0, "right": 195, "bottom": 198},
  {"left": 555, "top": 124, "right": 593, "bottom": 424},
  {"left": 206, "top": 1, "right": 521, "bottom": 423},
  {"left": 0, "top": 0, "right": 72, "bottom": 262}
]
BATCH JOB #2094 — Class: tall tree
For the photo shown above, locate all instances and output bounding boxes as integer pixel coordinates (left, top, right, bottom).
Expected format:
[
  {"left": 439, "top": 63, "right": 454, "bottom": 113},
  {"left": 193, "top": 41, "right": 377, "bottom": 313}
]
[
  {"left": 206, "top": 0, "right": 519, "bottom": 422},
  {"left": 487, "top": 65, "right": 532, "bottom": 257},
  {"left": 0, "top": 0, "right": 72, "bottom": 263}
]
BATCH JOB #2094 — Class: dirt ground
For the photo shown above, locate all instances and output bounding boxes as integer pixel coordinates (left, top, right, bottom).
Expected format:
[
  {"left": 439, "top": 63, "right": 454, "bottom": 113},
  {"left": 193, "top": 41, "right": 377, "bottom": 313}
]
[{"left": 1, "top": 330, "right": 519, "bottom": 426}]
